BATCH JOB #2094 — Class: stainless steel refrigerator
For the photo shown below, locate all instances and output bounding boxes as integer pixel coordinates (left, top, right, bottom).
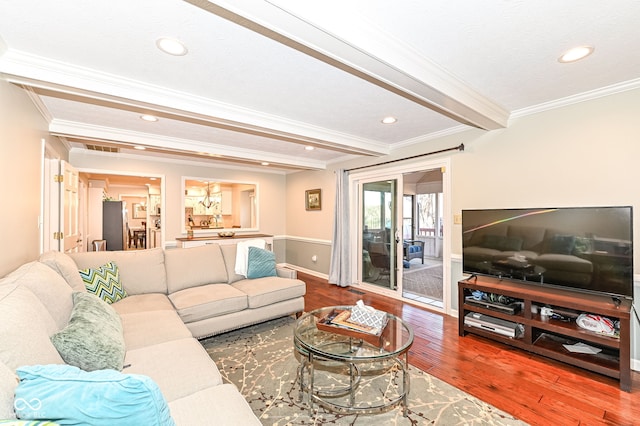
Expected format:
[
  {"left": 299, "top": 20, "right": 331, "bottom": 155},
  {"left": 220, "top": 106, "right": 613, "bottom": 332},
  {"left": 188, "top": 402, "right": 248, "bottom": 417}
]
[{"left": 102, "top": 201, "right": 127, "bottom": 251}]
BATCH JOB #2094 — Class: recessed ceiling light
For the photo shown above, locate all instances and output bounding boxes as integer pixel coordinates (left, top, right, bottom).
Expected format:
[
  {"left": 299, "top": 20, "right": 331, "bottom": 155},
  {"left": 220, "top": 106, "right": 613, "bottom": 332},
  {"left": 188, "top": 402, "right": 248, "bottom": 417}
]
[
  {"left": 156, "top": 37, "right": 188, "bottom": 56},
  {"left": 558, "top": 46, "right": 594, "bottom": 63},
  {"left": 381, "top": 116, "right": 397, "bottom": 124},
  {"left": 133, "top": 145, "right": 146, "bottom": 150},
  {"left": 261, "top": 161, "right": 270, "bottom": 166},
  {"left": 304, "top": 146, "right": 315, "bottom": 151},
  {"left": 140, "top": 114, "right": 158, "bottom": 122},
  {"left": 149, "top": 177, "right": 157, "bottom": 181}
]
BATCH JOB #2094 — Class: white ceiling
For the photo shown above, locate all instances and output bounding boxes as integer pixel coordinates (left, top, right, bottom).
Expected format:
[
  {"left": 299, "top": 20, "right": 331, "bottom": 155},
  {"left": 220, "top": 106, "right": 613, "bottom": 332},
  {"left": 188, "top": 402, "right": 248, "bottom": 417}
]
[{"left": 1, "top": 0, "right": 639, "bottom": 172}]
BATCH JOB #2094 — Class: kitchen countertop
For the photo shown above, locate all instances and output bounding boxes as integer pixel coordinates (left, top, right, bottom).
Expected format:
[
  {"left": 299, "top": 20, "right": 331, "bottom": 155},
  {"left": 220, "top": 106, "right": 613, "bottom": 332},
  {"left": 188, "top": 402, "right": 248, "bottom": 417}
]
[{"left": 175, "top": 233, "right": 272, "bottom": 242}]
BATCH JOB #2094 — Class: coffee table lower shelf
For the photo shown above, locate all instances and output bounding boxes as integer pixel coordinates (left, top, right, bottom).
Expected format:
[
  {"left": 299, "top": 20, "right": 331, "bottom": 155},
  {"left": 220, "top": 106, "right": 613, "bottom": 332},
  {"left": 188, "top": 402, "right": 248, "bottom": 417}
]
[{"left": 295, "top": 337, "right": 409, "bottom": 416}]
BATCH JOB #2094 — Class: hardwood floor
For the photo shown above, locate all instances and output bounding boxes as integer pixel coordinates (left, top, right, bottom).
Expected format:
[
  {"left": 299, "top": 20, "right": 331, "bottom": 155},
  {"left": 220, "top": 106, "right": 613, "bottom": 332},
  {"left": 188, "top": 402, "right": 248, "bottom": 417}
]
[{"left": 299, "top": 272, "right": 640, "bottom": 426}]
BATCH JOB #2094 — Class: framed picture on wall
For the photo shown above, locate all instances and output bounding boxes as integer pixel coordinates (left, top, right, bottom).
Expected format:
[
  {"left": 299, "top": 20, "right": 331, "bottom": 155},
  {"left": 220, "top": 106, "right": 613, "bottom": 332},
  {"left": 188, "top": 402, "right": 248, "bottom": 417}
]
[
  {"left": 132, "top": 203, "right": 147, "bottom": 219},
  {"left": 305, "top": 188, "right": 321, "bottom": 211}
]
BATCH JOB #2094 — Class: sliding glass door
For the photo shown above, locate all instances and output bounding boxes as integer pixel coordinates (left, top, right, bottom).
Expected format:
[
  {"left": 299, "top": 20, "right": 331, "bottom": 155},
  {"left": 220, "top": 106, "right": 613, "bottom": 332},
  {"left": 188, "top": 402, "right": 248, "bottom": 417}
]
[{"left": 361, "top": 178, "right": 400, "bottom": 290}]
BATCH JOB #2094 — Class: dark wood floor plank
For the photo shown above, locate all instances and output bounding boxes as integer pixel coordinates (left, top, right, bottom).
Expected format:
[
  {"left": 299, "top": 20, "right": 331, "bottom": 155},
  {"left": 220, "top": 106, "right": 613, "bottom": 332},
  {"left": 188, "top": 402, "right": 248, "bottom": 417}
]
[{"left": 298, "top": 272, "right": 640, "bottom": 425}]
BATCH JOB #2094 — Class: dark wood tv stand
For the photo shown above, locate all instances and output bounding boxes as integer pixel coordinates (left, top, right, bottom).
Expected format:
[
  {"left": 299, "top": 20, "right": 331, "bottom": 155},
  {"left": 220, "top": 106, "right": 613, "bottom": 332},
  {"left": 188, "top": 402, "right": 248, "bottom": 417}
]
[{"left": 458, "top": 276, "right": 632, "bottom": 391}]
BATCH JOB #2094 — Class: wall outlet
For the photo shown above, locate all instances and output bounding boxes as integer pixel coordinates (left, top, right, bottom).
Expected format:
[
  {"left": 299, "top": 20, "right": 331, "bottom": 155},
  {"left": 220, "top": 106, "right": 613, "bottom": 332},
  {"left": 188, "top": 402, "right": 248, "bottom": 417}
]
[{"left": 453, "top": 214, "right": 462, "bottom": 225}]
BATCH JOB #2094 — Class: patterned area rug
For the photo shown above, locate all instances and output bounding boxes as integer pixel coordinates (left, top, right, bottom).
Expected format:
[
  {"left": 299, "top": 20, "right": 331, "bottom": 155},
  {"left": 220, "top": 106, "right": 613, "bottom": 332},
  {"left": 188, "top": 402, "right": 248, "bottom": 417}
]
[{"left": 201, "top": 316, "right": 527, "bottom": 425}]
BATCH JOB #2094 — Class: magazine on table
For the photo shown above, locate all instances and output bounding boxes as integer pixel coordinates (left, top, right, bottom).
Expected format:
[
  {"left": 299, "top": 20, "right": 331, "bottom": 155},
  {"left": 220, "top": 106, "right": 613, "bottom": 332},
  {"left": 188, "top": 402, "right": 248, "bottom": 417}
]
[{"left": 318, "top": 308, "right": 386, "bottom": 336}]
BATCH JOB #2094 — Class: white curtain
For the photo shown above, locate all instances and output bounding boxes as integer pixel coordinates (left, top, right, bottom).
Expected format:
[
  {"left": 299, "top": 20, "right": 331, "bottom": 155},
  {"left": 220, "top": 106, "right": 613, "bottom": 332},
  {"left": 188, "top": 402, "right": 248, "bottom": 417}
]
[{"left": 328, "top": 169, "right": 351, "bottom": 287}]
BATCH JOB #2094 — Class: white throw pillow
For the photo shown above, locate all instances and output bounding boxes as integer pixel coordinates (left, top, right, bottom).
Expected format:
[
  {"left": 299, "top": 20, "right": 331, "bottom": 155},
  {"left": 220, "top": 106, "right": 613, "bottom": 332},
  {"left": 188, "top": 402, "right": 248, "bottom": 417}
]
[{"left": 234, "top": 239, "right": 266, "bottom": 277}]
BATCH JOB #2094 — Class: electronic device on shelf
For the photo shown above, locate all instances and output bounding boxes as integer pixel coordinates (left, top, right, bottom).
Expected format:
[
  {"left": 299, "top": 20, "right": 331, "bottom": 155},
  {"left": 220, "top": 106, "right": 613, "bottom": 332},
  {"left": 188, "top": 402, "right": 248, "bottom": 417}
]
[
  {"left": 461, "top": 206, "right": 634, "bottom": 301},
  {"left": 464, "top": 295, "right": 520, "bottom": 315},
  {"left": 464, "top": 312, "right": 522, "bottom": 338}
]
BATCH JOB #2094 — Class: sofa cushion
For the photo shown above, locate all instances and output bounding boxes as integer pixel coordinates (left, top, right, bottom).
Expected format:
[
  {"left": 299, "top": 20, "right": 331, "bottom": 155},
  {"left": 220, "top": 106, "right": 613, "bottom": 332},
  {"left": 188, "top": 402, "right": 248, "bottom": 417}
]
[
  {"left": 69, "top": 248, "right": 167, "bottom": 295},
  {"left": 220, "top": 244, "right": 245, "bottom": 283},
  {"left": 246, "top": 246, "right": 277, "bottom": 279},
  {"left": 462, "top": 246, "right": 502, "bottom": 262},
  {"left": 39, "top": 250, "right": 87, "bottom": 292},
  {"left": 79, "top": 261, "right": 128, "bottom": 304},
  {"left": 407, "top": 245, "right": 422, "bottom": 254},
  {"left": 533, "top": 253, "right": 593, "bottom": 273},
  {"left": 169, "top": 284, "right": 247, "bottom": 323},
  {"left": 124, "top": 338, "right": 223, "bottom": 402},
  {"left": 548, "top": 235, "right": 576, "bottom": 254},
  {"left": 50, "top": 292, "right": 125, "bottom": 371},
  {"left": 165, "top": 245, "right": 228, "bottom": 293},
  {"left": 232, "top": 277, "right": 306, "bottom": 309},
  {"left": 0, "top": 261, "right": 74, "bottom": 330},
  {"left": 0, "top": 284, "right": 64, "bottom": 369},
  {"left": 119, "top": 311, "right": 192, "bottom": 350},
  {"left": 507, "top": 225, "right": 546, "bottom": 251},
  {"left": 481, "top": 235, "right": 523, "bottom": 251},
  {"left": 0, "top": 361, "right": 18, "bottom": 420},
  {"left": 168, "top": 384, "right": 260, "bottom": 425},
  {"left": 111, "top": 293, "right": 175, "bottom": 315},
  {"left": 15, "top": 364, "right": 174, "bottom": 426}
]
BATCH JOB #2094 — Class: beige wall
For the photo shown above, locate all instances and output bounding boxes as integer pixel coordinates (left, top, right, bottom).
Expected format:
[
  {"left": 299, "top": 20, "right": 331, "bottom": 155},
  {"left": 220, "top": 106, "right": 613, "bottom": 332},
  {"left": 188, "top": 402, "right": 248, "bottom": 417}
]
[
  {"left": 284, "top": 169, "right": 336, "bottom": 241},
  {"left": 0, "top": 79, "right": 57, "bottom": 276}
]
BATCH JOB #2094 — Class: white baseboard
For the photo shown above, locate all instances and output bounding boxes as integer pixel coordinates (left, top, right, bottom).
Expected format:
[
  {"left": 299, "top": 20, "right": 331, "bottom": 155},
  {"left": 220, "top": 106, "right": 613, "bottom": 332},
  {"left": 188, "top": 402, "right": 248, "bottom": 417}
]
[{"left": 280, "top": 263, "right": 329, "bottom": 280}]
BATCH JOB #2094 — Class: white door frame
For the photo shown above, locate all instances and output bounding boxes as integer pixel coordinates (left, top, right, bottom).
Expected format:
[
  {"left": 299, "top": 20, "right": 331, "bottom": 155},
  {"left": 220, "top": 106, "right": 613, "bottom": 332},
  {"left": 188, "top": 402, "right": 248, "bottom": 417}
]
[{"left": 349, "top": 157, "right": 452, "bottom": 314}]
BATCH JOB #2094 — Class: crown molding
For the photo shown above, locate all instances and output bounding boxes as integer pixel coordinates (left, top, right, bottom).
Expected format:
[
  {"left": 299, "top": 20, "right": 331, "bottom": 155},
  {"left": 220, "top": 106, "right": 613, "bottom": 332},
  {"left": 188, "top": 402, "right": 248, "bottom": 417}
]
[
  {"left": 511, "top": 78, "right": 640, "bottom": 119},
  {"left": 390, "top": 124, "right": 470, "bottom": 150}
]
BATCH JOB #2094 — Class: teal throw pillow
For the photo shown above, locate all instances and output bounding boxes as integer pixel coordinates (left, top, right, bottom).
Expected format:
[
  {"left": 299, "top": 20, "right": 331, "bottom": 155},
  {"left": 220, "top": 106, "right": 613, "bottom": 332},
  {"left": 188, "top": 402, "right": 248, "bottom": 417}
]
[
  {"left": 50, "top": 292, "right": 125, "bottom": 371},
  {"left": 14, "top": 364, "right": 175, "bottom": 426},
  {"left": 246, "top": 247, "right": 277, "bottom": 279},
  {"left": 79, "top": 261, "right": 127, "bottom": 304}
]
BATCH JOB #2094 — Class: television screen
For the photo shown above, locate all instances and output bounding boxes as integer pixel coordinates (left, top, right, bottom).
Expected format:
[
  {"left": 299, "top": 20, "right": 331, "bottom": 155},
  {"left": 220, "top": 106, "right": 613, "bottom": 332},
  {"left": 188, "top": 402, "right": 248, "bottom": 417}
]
[{"left": 462, "top": 206, "right": 633, "bottom": 300}]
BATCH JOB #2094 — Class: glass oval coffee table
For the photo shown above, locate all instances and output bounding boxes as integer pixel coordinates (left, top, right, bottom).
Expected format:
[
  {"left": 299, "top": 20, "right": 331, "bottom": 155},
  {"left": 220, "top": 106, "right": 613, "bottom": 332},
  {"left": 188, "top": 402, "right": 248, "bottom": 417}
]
[{"left": 294, "top": 306, "right": 414, "bottom": 416}]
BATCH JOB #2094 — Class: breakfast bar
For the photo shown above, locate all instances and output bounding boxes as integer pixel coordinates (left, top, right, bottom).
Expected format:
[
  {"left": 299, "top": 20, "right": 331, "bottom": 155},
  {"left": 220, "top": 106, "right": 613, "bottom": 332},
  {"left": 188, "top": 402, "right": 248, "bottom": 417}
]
[{"left": 176, "top": 233, "right": 273, "bottom": 249}]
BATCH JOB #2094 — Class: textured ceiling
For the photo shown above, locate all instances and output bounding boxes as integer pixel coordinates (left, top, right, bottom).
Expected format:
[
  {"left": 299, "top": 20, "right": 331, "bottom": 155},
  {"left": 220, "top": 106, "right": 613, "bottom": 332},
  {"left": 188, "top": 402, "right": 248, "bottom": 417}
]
[{"left": 1, "top": 0, "right": 639, "bottom": 171}]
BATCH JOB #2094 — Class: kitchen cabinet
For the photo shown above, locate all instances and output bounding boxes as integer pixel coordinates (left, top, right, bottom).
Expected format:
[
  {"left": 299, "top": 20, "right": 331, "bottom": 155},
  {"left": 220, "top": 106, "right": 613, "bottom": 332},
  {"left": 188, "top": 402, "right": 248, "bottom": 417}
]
[
  {"left": 221, "top": 189, "right": 232, "bottom": 215},
  {"left": 148, "top": 228, "right": 162, "bottom": 248},
  {"left": 149, "top": 195, "right": 161, "bottom": 215}
]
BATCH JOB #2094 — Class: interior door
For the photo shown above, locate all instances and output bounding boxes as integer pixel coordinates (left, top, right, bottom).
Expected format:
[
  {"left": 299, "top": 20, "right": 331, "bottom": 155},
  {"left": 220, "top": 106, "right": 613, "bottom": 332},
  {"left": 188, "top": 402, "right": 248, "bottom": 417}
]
[
  {"left": 61, "top": 161, "right": 81, "bottom": 252},
  {"left": 46, "top": 160, "right": 81, "bottom": 252},
  {"left": 361, "top": 178, "right": 401, "bottom": 290}
]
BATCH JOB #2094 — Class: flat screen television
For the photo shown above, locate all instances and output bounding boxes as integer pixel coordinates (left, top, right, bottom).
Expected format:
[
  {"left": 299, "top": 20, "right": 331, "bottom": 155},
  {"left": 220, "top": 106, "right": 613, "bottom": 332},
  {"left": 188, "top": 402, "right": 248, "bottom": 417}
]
[{"left": 462, "top": 206, "right": 633, "bottom": 301}]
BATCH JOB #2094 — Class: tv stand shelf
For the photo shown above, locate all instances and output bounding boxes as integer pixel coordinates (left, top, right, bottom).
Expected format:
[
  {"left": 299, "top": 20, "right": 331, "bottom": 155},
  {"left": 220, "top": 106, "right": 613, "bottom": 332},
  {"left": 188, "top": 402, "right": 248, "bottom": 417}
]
[{"left": 458, "top": 276, "right": 631, "bottom": 391}]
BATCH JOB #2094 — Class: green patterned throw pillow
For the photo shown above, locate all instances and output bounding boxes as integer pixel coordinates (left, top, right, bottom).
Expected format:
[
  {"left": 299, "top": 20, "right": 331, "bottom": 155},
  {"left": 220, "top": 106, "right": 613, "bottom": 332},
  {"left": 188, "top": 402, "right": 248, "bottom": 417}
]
[
  {"left": 246, "top": 247, "right": 277, "bottom": 279},
  {"left": 79, "top": 261, "right": 127, "bottom": 304}
]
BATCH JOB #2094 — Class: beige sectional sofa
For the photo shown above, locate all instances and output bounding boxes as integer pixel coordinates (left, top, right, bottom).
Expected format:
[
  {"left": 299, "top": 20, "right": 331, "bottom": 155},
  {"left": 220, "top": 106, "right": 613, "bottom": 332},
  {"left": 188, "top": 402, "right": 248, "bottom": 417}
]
[{"left": 0, "top": 242, "right": 306, "bottom": 424}]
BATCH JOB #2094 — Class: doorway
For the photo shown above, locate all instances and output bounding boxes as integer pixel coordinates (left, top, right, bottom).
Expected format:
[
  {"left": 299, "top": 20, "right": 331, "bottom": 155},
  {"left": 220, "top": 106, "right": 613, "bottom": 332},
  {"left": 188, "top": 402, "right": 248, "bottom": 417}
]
[
  {"left": 78, "top": 171, "right": 164, "bottom": 252},
  {"left": 352, "top": 159, "right": 450, "bottom": 313},
  {"left": 400, "top": 170, "right": 444, "bottom": 309}
]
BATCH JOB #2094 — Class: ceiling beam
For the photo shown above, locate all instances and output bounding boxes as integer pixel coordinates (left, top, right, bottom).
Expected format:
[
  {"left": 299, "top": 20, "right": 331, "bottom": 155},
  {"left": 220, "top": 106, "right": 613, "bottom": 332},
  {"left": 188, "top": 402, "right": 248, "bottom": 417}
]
[
  {"left": 187, "top": 0, "right": 510, "bottom": 130},
  {"left": 50, "top": 119, "right": 329, "bottom": 170},
  {"left": 1, "top": 59, "right": 389, "bottom": 157}
]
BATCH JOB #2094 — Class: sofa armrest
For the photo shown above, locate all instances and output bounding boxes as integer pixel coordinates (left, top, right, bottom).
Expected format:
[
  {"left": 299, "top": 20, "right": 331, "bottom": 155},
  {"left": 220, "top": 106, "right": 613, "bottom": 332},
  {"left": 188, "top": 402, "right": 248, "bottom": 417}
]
[{"left": 276, "top": 267, "right": 297, "bottom": 279}]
